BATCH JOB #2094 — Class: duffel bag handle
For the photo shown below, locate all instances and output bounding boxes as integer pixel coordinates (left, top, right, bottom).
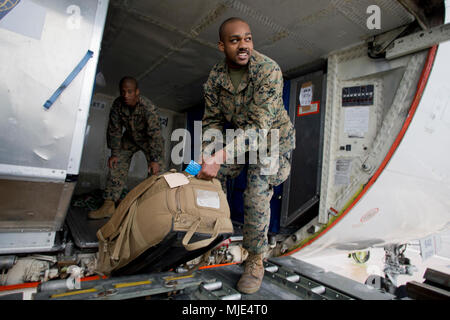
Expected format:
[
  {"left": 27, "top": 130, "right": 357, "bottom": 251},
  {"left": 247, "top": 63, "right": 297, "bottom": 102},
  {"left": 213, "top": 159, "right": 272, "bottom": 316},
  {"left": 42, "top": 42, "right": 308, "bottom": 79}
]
[{"left": 182, "top": 217, "right": 220, "bottom": 251}]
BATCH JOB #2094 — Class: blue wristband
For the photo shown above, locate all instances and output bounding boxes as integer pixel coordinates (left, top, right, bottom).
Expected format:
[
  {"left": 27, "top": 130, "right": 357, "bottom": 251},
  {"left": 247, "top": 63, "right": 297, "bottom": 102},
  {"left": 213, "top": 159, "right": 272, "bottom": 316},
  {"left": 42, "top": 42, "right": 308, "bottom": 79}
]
[{"left": 185, "top": 160, "right": 202, "bottom": 176}]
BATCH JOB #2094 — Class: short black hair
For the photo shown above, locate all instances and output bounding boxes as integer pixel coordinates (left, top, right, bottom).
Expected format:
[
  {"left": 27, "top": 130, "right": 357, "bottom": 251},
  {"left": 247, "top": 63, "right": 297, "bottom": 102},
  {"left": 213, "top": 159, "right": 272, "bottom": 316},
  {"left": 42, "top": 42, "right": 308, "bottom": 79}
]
[
  {"left": 219, "top": 17, "right": 249, "bottom": 41},
  {"left": 119, "top": 76, "right": 138, "bottom": 89}
]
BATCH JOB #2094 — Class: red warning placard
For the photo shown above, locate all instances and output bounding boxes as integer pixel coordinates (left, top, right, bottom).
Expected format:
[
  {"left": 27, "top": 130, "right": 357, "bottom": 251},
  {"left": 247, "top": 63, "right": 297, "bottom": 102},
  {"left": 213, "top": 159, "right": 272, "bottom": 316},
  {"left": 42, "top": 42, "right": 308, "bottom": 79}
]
[{"left": 297, "top": 101, "right": 320, "bottom": 117}]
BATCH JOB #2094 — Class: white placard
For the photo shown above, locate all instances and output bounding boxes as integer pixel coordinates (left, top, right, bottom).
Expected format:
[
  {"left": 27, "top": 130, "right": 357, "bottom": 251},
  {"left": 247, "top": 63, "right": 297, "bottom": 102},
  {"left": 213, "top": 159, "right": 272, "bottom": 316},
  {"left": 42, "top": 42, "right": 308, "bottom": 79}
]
[
  {"left": 196, "top": 189, "right": 220, "bottom": 209},
  {"left": 334, "top": 159, "right": 352, "bottom": 185},
  {"left": 419, "top": 235, "right": 436, "bottom": 261},
  {"left": 344, "top": 106, "right": 370, "bottom": 137},
  {"left": 299, "top": 83, "right": 313, "bottom": 107}
]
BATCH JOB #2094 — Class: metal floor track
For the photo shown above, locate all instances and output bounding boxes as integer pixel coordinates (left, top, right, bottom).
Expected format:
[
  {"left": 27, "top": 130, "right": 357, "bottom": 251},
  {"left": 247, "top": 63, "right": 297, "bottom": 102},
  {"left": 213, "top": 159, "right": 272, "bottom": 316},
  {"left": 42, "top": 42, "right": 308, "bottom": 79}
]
[{"left": 33, "top": 256, "right": 396, "bottom": 300}]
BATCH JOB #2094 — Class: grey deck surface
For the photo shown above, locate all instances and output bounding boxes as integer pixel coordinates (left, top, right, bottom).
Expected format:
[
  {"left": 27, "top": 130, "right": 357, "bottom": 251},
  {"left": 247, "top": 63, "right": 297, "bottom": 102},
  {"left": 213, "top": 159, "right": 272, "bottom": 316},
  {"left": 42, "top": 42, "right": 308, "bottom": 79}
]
[{"left": 66, "top": 206, "right": 107, "bottom": 249}]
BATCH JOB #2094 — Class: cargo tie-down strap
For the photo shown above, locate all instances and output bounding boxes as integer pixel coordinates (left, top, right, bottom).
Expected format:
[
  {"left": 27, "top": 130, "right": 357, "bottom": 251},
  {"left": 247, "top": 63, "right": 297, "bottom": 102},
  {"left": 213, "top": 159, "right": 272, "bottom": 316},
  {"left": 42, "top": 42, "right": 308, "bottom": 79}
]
[{"left": 43, "top": 50, "right": 94, "bottom": 109}]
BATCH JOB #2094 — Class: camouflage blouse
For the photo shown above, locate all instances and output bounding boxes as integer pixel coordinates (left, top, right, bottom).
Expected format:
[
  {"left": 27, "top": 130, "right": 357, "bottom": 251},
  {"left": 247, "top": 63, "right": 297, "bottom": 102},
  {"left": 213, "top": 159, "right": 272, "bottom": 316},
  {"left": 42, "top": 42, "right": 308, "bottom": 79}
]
[
  {"left": 202, "top": 50, "right": 295, "bottom": 160},
  {"left": 107, "top": 96, "right": 163, "bottom": 163}
]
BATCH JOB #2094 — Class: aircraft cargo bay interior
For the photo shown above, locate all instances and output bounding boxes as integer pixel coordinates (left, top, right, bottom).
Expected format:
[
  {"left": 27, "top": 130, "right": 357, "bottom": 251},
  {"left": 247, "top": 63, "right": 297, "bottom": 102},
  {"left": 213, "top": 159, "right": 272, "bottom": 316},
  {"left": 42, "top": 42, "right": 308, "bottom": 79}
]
[{"left": 0, "top": 0, "right": 449, "bottom": 301}]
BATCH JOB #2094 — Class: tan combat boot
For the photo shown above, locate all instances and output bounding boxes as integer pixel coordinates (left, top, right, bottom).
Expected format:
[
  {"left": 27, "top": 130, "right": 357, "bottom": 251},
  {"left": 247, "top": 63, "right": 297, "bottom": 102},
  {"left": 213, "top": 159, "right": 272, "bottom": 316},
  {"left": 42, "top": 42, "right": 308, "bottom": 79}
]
[
  {"left": 236, "top": 253, "right": 265, "bottom": 294},
  {"left": 88, "top": 200, "right": 115, "bottom": 220}
]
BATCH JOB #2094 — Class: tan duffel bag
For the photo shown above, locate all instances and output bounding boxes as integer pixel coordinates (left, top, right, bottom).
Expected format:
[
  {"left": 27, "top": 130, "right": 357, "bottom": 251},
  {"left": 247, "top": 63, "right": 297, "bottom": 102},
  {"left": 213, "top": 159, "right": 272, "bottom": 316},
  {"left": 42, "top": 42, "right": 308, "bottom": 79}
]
[{"left": 95, "top": 171, "right": 233, "bottom": 275}]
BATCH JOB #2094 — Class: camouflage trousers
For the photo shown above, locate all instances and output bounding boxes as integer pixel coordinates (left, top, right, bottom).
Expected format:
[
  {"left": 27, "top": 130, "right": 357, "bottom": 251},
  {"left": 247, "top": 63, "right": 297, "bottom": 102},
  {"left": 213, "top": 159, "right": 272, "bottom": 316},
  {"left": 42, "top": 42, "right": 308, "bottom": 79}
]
[
  {"left": 216, "top": 153, "right": 291, "bottom": 254},
  {"left": 103, "top": 148, "right": 163, "bottom": 202}
]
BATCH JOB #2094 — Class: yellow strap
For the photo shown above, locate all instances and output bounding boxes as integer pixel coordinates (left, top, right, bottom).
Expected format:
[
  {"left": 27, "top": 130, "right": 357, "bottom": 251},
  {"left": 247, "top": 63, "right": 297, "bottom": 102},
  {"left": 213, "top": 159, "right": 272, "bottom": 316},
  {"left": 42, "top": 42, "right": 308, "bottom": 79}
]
[
  {"left": 114, "top": 280, "right": 152, "bottom": 289},
  {"left": 51, "top": 288, "right": 97, "bottom": 298}
]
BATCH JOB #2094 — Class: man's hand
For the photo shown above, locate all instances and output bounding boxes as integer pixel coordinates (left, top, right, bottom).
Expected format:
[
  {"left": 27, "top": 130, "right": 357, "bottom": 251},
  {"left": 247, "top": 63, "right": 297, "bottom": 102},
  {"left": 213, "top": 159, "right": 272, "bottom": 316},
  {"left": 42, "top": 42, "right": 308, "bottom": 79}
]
[
  {"left": 148, "top": 161, "right": 160, "bottom": 176},
  {"left": 197, "top": 149, "right": 225, "bottom": 180},
  {"left": 108, "top": 156, "right": 119, "bottom": 169}
]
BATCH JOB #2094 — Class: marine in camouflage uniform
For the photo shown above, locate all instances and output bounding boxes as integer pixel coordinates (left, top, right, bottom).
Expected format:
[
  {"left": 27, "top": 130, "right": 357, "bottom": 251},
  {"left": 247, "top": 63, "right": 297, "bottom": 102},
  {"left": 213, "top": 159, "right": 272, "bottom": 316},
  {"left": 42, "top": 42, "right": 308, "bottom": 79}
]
[
  {"left": 104, "top": 94, "right": 164, "bottom": 202},
  {"left": 89, "top": 77, "right": 164, "bottom": 220},
  {"left": 200, "top": 29, "right": 295, "bottom": 256}
]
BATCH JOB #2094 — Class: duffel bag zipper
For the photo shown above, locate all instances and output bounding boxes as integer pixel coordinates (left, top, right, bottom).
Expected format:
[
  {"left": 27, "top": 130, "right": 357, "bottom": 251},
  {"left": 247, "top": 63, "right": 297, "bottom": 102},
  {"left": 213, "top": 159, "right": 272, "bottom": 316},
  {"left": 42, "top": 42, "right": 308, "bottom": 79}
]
[{"left": 175, "top": 186, "right": 182, "bottom": 222}]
